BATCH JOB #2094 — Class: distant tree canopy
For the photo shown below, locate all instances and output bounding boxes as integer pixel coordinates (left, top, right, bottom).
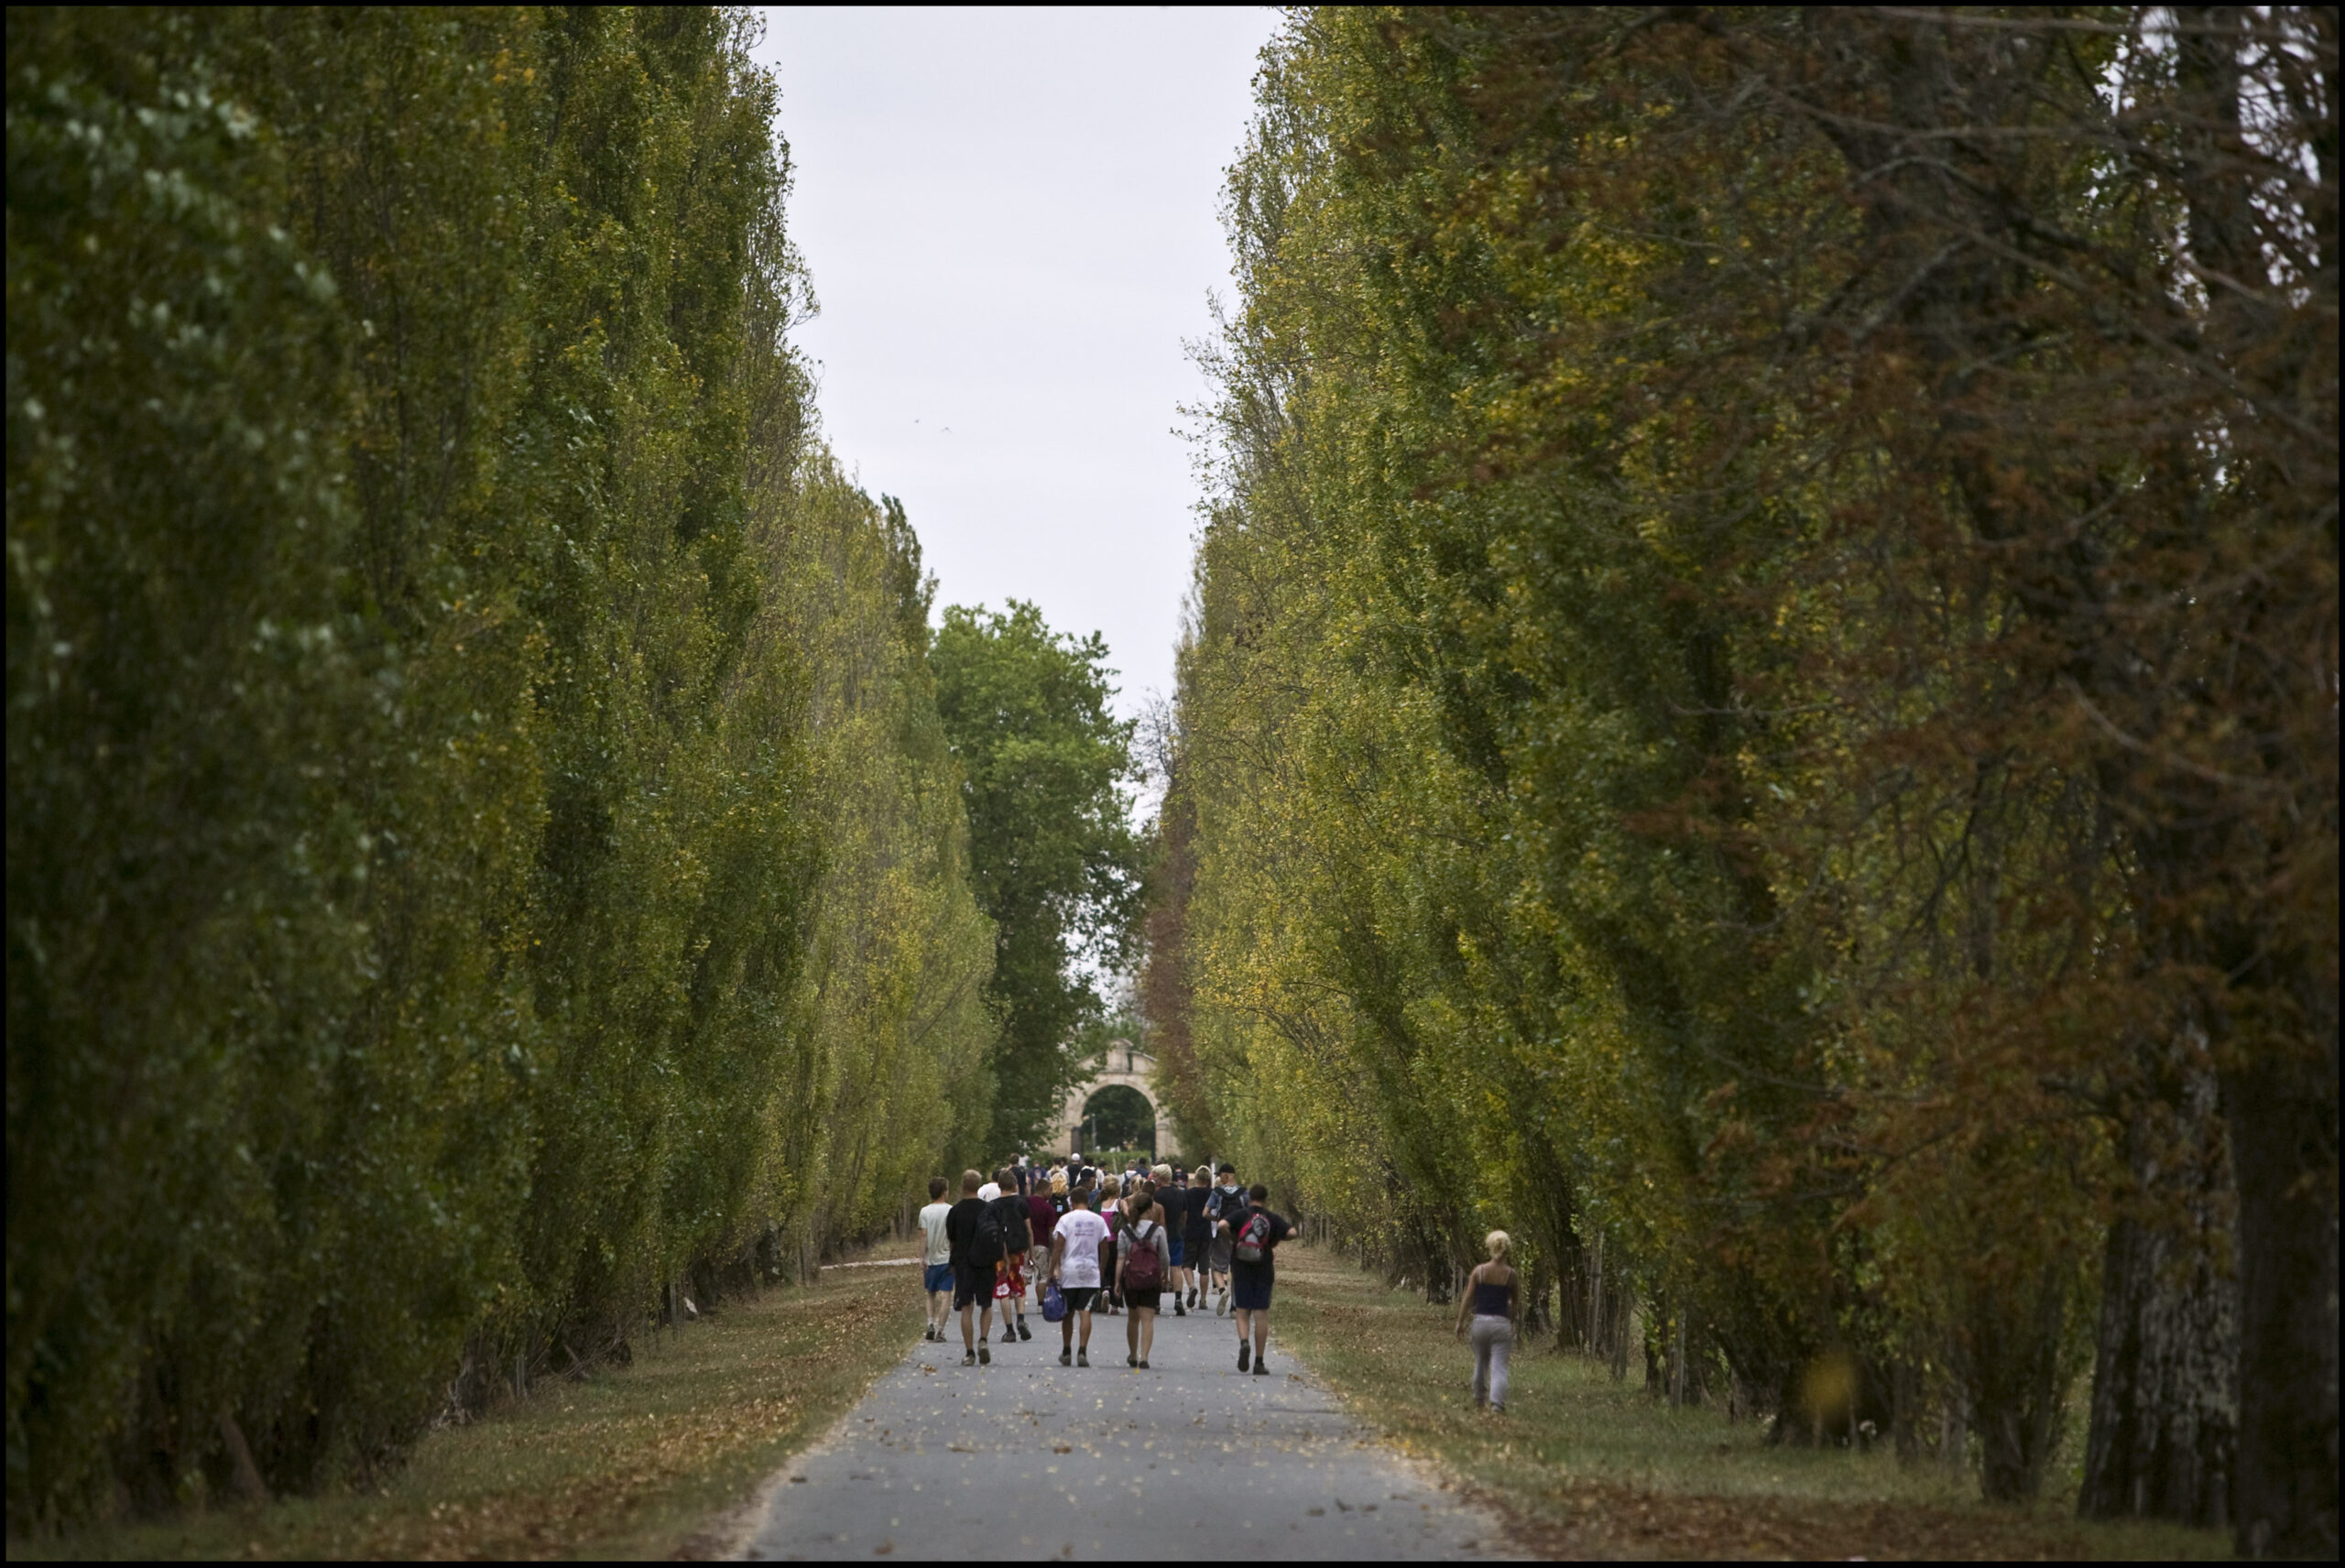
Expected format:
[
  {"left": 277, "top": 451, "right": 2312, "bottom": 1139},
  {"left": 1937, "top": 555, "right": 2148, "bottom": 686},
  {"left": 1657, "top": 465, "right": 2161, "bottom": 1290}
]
[
  {"left": 1148, "top": 7, "right": 2333, "bottom": 1555},
  {"left": 1081, "top": 1084, "right": 1156, "bottom": 1151},
  {"left": 7, "top": 5, "right": 996, "bottom": 1524},
  {"left": 933, "top": 601, "right": 1145, "bottom": 1149}
]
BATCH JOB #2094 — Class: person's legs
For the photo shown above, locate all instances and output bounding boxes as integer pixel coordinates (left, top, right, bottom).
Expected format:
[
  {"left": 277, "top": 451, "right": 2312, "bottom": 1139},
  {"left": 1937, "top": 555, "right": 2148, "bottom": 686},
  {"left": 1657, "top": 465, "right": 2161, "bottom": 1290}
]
[
  {"left": 1126, "top": 1300, "right": 1141, "bottom": 1361},
  {"left": 1471, "top": 1317, "right": 1511, "bottom": 1409},
  {"left": 1076, "top": 1303, "right": 1093, "bottom": 1356},
  {"left": 1233, "top": 1307, "right": 1254, "bottom": 1368},
  {"left": 1137, "top": 1305, "right": 1156, "bottom": 1363},
  {"left": 1251, "top": 1307, "right": 1269, "bottom": 1365}
]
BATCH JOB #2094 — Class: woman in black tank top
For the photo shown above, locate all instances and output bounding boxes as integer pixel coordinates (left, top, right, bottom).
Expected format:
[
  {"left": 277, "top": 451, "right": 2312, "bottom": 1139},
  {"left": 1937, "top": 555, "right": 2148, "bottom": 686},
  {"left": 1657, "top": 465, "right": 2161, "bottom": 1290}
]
[{"left": 1455, "top": 1230, "right": 1520, "bottom": 1412}]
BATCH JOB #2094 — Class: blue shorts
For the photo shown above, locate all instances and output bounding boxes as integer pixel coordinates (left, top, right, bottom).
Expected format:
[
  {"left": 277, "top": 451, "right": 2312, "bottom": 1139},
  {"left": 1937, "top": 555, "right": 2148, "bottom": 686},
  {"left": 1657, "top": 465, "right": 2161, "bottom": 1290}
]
[
  {"left": 923, "top": 1262, "right": 954, "bottom": 1294},
  {"left": 1168, "top": 1236, "right": 1186, "bottom": 1267}
]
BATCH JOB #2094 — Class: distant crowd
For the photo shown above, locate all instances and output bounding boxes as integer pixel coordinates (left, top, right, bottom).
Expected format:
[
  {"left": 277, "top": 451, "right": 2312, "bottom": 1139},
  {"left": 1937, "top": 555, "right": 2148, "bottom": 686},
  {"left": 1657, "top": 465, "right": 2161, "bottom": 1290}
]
[
  {"left": 911, "top": 1153, "right": 1524, "bottom": 1410},
  {"left": 915, "top": 1156, "right": 1292, "bottom": 1372}
]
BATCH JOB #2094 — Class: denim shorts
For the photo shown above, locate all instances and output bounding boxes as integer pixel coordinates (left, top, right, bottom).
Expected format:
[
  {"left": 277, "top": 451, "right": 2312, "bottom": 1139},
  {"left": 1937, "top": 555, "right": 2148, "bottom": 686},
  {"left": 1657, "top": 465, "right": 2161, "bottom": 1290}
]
[
  {"left": 1168, "top": 1235, "right": 1186, "bottom": 1267},
  {"left": 923, "top": 1262, "right": 954, "bottom": 1294}
]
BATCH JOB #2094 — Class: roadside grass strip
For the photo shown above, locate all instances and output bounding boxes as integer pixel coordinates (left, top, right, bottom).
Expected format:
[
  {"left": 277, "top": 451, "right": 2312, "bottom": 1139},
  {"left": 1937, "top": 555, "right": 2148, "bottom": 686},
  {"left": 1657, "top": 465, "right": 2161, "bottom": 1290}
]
[
  {"left": 15, "top": 1247, "right": 924, "bottom": 1562},
  {"left": 1272, "top": 1244, "right": 2230, "bottom": 1562}
]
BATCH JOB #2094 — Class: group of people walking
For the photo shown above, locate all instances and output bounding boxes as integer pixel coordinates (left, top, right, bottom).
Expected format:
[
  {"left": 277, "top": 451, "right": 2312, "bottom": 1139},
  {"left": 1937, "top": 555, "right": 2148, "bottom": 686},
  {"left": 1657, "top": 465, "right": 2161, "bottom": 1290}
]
[
  {"left": 913, "top": 1158, "right": 1293, "bottom": 1373},
  {"left": 912, "top": 1155, "right": 1523, "bottom": 1414}
]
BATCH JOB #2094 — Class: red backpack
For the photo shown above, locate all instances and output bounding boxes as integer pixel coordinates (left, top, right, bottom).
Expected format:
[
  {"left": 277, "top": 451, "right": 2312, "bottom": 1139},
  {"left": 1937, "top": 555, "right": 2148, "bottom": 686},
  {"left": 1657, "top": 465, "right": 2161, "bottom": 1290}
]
[
  {"left": 1232, "top": 1209, "right": 1273, "bottom": 1266},
  {"left": 1121, "top": 1221, "right": 1163, "bottom": 1290}
]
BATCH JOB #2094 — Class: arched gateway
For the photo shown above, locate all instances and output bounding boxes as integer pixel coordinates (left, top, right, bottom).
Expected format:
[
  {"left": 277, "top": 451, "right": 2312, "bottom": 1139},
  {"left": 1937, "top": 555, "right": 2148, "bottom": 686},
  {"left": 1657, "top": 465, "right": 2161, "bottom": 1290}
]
[{"left": 1055, "top": 1039, "right": 1174, "bottom": 1160}]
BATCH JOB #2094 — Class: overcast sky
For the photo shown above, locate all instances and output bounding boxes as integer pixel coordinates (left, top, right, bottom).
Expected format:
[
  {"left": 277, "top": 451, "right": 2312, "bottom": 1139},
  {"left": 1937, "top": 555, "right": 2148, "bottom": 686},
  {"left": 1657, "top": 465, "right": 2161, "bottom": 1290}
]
[{"left": 752, "top": 7, "right": 1281, "bottom": 729}]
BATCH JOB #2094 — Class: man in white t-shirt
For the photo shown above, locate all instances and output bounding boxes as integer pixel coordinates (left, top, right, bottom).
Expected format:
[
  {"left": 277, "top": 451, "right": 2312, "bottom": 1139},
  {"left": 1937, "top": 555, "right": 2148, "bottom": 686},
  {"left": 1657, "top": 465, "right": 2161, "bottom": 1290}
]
[
  {"left": 1046, "top": 1187, "right": 1110, "bottom": 1367},
  {"left": 916, "top": 1175, "right": 954, "bottom": 1343}
]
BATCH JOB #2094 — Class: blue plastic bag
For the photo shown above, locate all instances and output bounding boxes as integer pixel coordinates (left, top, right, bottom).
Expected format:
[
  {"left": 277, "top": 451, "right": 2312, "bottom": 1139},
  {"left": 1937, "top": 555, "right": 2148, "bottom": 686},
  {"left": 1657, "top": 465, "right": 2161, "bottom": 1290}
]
[{"left": 1041, "top": 1280, "right": 1067, "bottom": 1323}]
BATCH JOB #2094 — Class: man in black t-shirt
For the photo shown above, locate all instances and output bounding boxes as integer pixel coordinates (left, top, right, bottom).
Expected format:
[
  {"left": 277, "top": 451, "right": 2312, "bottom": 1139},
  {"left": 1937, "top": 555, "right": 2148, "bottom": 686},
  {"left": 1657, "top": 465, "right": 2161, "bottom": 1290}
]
[
  {"left": 1216, "top": 1182, "right": 1294, "bottom": 1375},
  {"left": 988, "top": 1166, "right": 1035, "bottom": 1344},
  {"left": 1180, "top": 1166, "right": 1215, "bottom": 1311},
  {"left": 1158, "top": 1171, "right": 1192, "bottom": 1317},
  {"left": 942, "top": 1169, "right": 997, "bottom": 1366}
]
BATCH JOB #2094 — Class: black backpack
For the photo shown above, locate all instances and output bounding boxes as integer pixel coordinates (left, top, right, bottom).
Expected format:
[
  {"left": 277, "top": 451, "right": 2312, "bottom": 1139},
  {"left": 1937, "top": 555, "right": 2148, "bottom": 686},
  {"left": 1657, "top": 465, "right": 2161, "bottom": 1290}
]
[
  {"left": 971, "top": 1203, "right": 1008, "bottom": 1267},
  {"left": 998, "top": 1195, "right": 1032, "bottom": 1253}
]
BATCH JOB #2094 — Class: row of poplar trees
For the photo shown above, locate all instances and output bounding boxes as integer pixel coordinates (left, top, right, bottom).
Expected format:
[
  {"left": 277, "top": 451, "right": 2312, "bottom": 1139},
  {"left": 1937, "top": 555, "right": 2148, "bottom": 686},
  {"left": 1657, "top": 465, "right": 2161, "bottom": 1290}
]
[
  {"left": 7, "top": 7, "right": 999, "bottom": 1523},
  {"left": 1145, "top": 7, "right": 2334, "bottom": 1555}
]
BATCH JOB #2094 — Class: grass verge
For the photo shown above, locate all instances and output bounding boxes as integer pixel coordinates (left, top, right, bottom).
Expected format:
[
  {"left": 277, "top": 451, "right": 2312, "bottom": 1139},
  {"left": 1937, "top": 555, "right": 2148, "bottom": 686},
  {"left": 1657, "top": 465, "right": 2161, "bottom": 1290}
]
[
  {"left": 13, "top": 1247, "right": 925, "bottom": 1561},
  {"left": 1272, "top": 1244, "right": 2230, "bottom": 1561}
]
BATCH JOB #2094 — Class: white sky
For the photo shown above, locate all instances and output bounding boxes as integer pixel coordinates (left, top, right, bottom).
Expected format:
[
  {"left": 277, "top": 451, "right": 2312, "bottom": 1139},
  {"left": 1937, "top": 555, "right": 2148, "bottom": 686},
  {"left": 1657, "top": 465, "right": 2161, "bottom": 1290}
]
[{"left": 752, "top": 7, "right": 1281, "bottom": 728}]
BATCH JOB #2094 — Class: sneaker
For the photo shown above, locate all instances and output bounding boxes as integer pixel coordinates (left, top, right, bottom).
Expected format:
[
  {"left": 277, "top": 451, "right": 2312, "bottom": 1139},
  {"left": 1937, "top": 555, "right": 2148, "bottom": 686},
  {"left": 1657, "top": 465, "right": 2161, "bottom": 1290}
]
[
  {"left": 962, "top": 1351, "right": 976, "bottom": 1367},
  {"left": 1173, "top": 1301, "right": 1186, "bottom": 1317},
  {"left": 1018, "top": 1320, "right": 1032, "bottom": 1342},
  {"left": 1059, "top": 1349, "right": 1073, "bottom": 1367},
  {"left": 1253, "top": 1360, "right": 1270, "bottom": 1377},
  {"left": 1076, "top": 1350, "right": 1089, "bottom": 1367},
  {"left": 977, "top": 1344, "right": 991, "bottom": 1366},
  {"left": 1238, "top": 1343, "right": 1250, "bottom": 1372}
]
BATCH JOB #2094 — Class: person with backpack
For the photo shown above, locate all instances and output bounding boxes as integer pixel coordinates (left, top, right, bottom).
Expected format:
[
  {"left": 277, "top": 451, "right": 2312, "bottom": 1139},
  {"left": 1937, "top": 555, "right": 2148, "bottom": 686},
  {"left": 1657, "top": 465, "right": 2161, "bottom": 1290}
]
[
  {"left": 943, "top": 1170, "right": 1000, "bottom": 1366},
  {"left": 1181, "top": 1166, "right": 1215, "bottom": 1312},
  {"left": 1216, "top": 1181, "right": 1294, "bottom": 1375},
  {"left": 1117, "top": 1188, "right": 1172, "bottom": 1368},
  {"left": 1202, "top": 1163, "right": 1242, "bottom": 1315},
  {"left": 1454, "top": 1229, "right": 1520, "bottom": 1412},
  {"left": 1153, "top": 1166, "right": 1190, "bottom": 1318},
  {"left": 1047, "top": 1186, "right": 1110, "bottom": 1367},
  {"left": 988, "top": 1167, "right": 1036, "bottom": 1343}
]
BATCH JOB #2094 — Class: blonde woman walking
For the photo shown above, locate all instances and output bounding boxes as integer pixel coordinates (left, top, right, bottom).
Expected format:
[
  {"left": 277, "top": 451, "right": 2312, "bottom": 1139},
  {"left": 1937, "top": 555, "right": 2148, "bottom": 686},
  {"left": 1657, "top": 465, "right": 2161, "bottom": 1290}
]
[{"left": 1454, "top": 1230, "right": 1520, "bottom": 1411}]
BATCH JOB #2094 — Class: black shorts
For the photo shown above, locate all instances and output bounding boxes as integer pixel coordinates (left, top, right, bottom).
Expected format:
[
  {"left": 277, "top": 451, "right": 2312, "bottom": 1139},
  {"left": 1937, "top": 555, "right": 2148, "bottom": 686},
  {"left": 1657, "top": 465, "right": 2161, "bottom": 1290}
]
[
  {"left": 1231, "top": 1266, "right": 1274, "bottom": 1312},
  {"left": 1057, "top": 1285, "right": 1100, "bottom": 1312},
  {"left": 954, "top": 1263, "right": 997, "bottom": 1310},
  {"left": 1123, "top": 1288, "right": 1162, "bottom": 1313}
]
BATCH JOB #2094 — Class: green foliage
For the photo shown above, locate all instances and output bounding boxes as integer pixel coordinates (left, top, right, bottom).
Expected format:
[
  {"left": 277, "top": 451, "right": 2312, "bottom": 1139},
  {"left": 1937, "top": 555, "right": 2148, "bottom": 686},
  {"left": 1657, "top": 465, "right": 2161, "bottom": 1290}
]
[
  {"left": 931, "top": 601, "right": 1144, "bottom": 1148},
  {"left": 1079, "top": 1084, "right": 1154, "bottom": 1150},
  {"left": 1157, "top": 5, "right": 2333, "bottom": 1530},
  {"left": 6, "top": 5, "right": 995, "bottom": 1525}
]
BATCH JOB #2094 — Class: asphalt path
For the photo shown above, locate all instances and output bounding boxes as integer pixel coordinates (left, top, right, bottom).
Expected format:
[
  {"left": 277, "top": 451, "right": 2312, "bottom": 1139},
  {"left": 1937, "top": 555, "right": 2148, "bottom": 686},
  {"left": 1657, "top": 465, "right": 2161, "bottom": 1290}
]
[{"left": 739, "top": 1277, "right": 1506, "bottom": 1560}]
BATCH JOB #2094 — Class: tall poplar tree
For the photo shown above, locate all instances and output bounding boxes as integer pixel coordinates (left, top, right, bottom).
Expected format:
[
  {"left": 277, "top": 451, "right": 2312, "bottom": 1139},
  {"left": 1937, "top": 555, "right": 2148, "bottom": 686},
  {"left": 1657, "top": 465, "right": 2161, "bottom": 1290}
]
[{"left": 932, "top": 601, "right": 1144, "bottom": 1149}]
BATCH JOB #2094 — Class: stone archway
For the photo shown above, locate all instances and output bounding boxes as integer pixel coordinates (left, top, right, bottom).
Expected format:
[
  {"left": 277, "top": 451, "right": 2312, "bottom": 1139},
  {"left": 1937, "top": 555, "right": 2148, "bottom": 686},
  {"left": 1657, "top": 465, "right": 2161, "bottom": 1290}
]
[{"left": 1056, "top": 1039, "right": 1174, "bottom": 1160}]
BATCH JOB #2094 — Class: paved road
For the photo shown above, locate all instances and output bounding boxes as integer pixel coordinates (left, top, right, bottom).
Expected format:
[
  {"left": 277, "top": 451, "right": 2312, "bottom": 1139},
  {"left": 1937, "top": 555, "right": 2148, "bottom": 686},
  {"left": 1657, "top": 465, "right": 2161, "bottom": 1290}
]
[{"left": 740, "top": 1282, "right": 1506, "bottom": 1560}]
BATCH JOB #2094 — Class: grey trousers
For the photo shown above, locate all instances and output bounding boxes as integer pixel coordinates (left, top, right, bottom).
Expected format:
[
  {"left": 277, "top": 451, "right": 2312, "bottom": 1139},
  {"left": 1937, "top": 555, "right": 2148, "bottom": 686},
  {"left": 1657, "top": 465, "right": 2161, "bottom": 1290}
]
[{"left": 1470, "top": 1315, "right": 1513, "bottom": 1408}]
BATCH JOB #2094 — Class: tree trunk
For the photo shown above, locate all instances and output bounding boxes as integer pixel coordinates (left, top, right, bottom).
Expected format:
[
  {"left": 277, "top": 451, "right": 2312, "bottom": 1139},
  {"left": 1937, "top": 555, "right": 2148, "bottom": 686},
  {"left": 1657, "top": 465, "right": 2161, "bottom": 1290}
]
[
  {"left": 216, "top": 1410, "right": 269, "bottom": 1505},
  {"left": 2080, "top": 1052, "right": 2239, "bottom": 1530},
  {"left": 1892, "top": 1357, "right": 1922, "bottom": 1464},
  {"left": 2223, "top": 1047, "right": 2340, "bottom": 1557},
  {"left": 1610, "top": 1280, "right": 1634, "bottom": 1383},
  {"left": 1968, "top": 1260, "right": 2081, "bottom": 1501}
]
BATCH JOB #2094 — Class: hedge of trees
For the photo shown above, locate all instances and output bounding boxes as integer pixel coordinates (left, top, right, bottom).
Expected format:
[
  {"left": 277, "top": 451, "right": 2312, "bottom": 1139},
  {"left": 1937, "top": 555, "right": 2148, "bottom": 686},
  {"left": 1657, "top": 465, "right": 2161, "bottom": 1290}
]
[
  {"left": 1148, "top": 8, "right": 2333, "bottom": 1554},
  {"left": 7, "top": 6, "right": 995, "bottom": 1523}
]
